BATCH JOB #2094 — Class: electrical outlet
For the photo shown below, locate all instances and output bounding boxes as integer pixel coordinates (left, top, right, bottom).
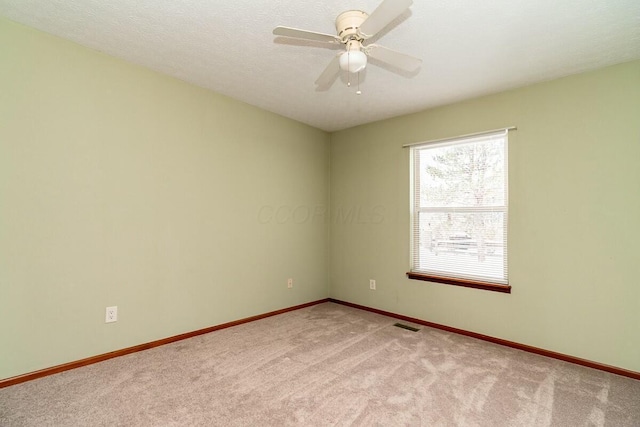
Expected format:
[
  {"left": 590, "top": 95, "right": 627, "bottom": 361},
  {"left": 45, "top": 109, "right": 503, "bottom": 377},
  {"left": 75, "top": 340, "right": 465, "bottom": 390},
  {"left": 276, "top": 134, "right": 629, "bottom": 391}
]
[
  {"left": 105, "top": 306, "right": 118, "bottom": 323},
  {"left": 287, "top": 278, "right": 293, "bottom": 288},
  {"left": 369, "top": 279, "right": 376, "bottom": 290}
]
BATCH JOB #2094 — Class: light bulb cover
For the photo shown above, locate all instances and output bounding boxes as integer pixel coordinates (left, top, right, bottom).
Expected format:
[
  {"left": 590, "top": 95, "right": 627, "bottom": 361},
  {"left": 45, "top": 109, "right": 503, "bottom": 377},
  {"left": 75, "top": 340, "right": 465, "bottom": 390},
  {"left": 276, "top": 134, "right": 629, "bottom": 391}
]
[{"left": 339, "top": 50, "right": 367, "bottom": 73}]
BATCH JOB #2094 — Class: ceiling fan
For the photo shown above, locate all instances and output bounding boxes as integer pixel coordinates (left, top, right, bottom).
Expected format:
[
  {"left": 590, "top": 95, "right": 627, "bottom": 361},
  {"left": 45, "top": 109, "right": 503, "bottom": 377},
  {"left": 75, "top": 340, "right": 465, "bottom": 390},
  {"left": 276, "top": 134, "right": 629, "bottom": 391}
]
[{"left": 273, "top": 0, "right": 421, "bottom": 93}]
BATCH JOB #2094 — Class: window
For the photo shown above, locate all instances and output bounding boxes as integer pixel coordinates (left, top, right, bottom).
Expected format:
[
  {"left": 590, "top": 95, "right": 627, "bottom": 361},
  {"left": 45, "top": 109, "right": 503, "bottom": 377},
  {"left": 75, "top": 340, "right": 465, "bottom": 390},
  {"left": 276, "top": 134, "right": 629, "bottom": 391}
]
[{"left": 408, "top": 130, "right": 509, "bottom": 293}]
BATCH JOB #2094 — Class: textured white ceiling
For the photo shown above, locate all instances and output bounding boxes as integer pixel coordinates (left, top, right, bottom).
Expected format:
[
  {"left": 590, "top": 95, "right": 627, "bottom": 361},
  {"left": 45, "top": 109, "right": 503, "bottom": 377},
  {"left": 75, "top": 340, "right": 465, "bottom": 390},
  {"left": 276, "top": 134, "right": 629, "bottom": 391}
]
[{"left": 1, "top": 0, "right": 639, "bottom": 132}]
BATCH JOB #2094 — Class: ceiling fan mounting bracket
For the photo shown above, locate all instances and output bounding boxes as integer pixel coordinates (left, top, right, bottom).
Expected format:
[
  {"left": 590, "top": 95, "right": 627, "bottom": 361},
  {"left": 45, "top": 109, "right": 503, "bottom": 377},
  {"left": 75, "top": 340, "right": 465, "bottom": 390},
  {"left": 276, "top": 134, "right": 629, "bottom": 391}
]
[{"left": 335, "top": 10, "right": 368, "bottom": 43}]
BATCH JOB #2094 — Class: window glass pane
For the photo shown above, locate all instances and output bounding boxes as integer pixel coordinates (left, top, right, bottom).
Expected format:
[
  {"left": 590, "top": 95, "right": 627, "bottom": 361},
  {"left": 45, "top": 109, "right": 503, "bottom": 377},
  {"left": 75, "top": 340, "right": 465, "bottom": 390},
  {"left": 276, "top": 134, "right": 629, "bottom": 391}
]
[
  {"left": 418, "top": 137, "right": 505, "bottom": 208},
  {"left": 416, "top": 211, "right": 506, "bottom": 281}
]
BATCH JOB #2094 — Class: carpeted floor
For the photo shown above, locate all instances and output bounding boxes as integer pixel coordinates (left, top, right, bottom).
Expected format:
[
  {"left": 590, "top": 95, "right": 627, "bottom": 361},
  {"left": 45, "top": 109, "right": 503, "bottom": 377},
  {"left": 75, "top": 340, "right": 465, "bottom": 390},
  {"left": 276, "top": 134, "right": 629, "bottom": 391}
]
[{"left": 1, "top": 302, "right": 639, "bottom": 426}]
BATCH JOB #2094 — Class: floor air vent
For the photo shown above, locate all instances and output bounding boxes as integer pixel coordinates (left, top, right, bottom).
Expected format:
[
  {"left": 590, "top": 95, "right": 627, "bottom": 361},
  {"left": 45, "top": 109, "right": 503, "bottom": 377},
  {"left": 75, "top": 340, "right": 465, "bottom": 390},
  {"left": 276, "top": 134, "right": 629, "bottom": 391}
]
[{"left": 393, "top": 323, "right": 420, "bottom": 332}]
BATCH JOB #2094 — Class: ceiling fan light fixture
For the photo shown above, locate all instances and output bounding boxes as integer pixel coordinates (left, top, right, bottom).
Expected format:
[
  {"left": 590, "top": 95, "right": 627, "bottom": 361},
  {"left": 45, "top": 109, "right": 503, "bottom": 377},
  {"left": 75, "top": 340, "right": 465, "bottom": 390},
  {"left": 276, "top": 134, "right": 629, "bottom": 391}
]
[{"left": 339, "top": 49, "right": 367, "bottom": 73}]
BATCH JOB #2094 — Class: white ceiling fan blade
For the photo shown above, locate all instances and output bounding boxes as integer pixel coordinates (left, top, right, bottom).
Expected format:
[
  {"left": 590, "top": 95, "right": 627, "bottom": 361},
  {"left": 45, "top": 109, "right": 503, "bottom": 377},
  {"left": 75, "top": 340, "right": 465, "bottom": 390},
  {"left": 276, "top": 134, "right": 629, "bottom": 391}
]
[
  {"left": 359, "top": 0, "right": 413, "bottom": 38},
  {"left": 273, "top": 26, "right": 341, "bottom": 44},
  {"left": 367, "top": 44, "right": 422, "bottom": 72},
  {"left": 315, "top": 54, "right": 341, "bottom": 89}
]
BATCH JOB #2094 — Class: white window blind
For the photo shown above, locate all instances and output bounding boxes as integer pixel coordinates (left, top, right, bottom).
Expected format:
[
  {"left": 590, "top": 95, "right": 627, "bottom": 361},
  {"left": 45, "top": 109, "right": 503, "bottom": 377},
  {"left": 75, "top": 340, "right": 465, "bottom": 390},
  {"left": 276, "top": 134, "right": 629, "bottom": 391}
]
[{"left": 410, "top": 130, "right": 508, "bottom": 284}]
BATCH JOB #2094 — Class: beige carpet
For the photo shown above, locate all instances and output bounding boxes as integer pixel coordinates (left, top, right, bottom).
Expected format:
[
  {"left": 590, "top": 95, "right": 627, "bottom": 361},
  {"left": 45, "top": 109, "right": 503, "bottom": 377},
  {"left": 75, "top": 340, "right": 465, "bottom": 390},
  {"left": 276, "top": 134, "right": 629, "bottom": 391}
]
[{"left": 1, "top": 302, "right": 639, "bottom": 426}]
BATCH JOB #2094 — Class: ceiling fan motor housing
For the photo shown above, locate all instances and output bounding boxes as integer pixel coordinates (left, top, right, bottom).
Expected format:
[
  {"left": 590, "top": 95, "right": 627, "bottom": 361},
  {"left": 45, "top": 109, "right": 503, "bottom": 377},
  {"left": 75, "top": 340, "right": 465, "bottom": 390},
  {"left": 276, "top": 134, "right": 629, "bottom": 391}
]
[{"left": 335, "top": 10, "right": 368, "bottom": 42}]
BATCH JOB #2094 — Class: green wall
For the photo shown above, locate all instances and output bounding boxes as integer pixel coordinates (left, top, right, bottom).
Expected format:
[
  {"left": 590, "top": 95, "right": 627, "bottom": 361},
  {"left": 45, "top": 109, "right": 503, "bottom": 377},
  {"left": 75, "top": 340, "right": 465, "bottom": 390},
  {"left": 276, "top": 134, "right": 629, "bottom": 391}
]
[
  {"left": 330, "top": 60, "right": 640, "bottom": 372},
  {"left": 0, "top": 18, "right": 330, "bottom": 380}
]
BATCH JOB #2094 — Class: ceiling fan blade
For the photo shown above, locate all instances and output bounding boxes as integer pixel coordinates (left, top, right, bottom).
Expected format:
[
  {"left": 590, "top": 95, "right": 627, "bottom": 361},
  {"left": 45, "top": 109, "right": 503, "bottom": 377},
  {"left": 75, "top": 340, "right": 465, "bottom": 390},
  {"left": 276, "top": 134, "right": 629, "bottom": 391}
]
[
  {"left": 273, "top": 26, "right": 341, "bottom": 44},
  {"left": 315, "top": 54, "right": 341, "bottom": 89},
  {"left": 367, "top": 44, "right": 422, "bottom": 72},
  {"left": 359, "top": 0, "right": 413, "bottom": 38}
]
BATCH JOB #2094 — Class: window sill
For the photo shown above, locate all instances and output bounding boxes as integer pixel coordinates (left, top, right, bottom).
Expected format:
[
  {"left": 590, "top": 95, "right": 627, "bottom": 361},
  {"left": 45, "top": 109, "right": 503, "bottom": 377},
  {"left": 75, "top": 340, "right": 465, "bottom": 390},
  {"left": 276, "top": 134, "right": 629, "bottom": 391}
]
[{"left": 406, "top": 272, "right": 511, "bottom": 294}]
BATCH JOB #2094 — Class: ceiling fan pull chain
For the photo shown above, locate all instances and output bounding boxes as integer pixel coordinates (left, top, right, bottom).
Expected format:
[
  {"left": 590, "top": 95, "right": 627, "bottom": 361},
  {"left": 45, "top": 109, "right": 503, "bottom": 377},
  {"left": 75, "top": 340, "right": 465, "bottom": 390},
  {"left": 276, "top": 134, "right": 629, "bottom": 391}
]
[{"left": 356, "top": 71, "right": 362, "bottom": 95}]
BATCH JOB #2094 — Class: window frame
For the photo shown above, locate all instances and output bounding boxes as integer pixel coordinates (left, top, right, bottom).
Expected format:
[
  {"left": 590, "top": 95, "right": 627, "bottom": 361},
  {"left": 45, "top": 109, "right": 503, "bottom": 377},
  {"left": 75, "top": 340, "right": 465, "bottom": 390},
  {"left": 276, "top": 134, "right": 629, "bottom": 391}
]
[{"left": 406, "top": 130, "right": 511, "bottom": 294}]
